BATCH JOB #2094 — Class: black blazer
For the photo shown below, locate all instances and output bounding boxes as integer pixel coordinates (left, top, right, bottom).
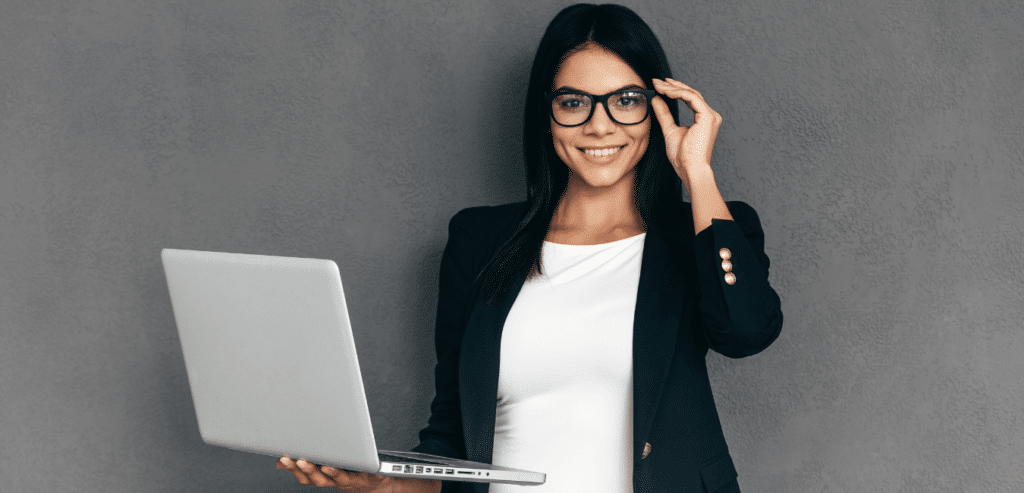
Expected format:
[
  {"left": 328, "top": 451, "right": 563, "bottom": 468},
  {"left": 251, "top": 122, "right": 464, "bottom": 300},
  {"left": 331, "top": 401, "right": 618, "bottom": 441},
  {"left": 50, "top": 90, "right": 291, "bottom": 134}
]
[{"left": 412, "top": 201, "right": 783, "bottom": 493}]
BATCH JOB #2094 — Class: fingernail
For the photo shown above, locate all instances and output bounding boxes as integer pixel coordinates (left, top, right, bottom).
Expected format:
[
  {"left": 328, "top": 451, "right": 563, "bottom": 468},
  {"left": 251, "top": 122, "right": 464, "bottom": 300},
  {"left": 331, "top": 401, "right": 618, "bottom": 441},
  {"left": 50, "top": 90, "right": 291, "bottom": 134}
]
[{"left": 322, "top": 466, "right": 336, "bottom": 474}]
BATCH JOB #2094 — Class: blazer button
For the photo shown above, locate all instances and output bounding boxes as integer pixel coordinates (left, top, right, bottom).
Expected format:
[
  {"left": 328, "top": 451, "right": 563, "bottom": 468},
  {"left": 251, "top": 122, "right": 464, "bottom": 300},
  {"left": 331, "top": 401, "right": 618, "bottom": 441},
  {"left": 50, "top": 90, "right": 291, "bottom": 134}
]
[
  {"left": 724, "top": 272, "right": 737, "bottom": 285},
  {"left": 641, "top": 442, "right": 651, "bottom": 459},
  {"left": 719, "top": 247, "right": 732, "bottom": 260},
  {"left": 721, "top": 260, "right": 732, "bottom": 272}
]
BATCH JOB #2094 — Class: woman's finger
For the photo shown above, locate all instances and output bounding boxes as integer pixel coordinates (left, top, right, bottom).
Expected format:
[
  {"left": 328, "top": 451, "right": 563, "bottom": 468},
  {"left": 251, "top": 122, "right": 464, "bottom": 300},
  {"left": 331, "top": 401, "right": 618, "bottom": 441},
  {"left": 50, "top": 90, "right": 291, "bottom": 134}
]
[
  {"left": 277, "top": 456, "right": 313, "bottom": 486},
  {"left": 659, "top": 79, "right": 718, "bottom": 122},
  {"left": 654, "top": 84, "right": 702, "bottom": 114},
  {"left": 326, "top": 467, "right": 388, "bottom": 491},
  {"left": 656, "top": 78, "right": 702, "bottom": 101},
  {"left": 321, "top": 466, "right": 366, "bottom": 488},
  {"left": 296, "top": 459, "right": 340, "bottom": 488},
  {"left": 320, "top": 466, "right": 355, "bottom": 490},
  {"left": 650, "top": 95, "right": 681, "bottom": 138}
]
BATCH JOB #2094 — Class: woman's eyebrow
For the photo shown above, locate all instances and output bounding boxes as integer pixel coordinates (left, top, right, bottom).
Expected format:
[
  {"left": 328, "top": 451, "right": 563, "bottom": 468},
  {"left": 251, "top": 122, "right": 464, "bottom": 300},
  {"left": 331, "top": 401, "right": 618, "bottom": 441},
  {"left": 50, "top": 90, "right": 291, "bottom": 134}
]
[{"left": 552, "top": 84, "right": 647, "bottom": 93}]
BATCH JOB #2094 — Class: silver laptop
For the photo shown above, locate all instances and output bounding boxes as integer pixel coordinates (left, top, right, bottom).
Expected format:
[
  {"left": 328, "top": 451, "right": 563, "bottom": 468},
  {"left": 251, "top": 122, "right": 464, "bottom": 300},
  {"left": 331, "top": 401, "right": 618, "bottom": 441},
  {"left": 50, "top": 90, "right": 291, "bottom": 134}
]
[{"left": 161, "top": 248, "right": 545, "bottom": 485}]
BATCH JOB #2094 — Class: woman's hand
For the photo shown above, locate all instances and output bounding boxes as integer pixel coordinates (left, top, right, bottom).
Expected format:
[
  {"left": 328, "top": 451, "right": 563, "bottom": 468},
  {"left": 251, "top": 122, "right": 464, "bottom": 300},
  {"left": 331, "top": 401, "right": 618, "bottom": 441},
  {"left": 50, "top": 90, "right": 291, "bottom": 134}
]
[
  {"left": 650, "top": 78, "right": 723, "bottom": 180},
  {"left": 277, "top": 456, "right": 442, "bottom": 493},
  {"left": 650, "top": 78, "right": 732, "bottom": 233}
]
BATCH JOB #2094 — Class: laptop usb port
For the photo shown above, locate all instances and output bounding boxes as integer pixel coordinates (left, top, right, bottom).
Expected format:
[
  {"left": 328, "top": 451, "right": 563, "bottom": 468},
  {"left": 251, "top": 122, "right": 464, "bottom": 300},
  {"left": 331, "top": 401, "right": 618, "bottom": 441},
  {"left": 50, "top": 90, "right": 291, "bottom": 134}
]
[{"left": 445, "top": 469, "right": 454, "bottom": 475}]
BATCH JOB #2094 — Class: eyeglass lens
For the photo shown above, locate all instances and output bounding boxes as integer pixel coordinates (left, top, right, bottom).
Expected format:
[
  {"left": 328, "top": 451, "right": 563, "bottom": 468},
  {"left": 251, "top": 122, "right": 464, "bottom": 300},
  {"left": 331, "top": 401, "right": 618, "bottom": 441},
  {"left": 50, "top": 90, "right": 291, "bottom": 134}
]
[{"left": 551, "top": 91, "right": 649, "bottom": 126}]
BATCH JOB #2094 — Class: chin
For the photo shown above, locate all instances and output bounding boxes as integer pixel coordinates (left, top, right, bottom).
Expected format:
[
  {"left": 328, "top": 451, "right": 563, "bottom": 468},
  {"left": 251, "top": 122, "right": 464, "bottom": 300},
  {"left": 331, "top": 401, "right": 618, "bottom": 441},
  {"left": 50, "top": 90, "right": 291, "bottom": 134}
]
[{"left": 568, "top": 165, "right": 637, "bottom": 189}]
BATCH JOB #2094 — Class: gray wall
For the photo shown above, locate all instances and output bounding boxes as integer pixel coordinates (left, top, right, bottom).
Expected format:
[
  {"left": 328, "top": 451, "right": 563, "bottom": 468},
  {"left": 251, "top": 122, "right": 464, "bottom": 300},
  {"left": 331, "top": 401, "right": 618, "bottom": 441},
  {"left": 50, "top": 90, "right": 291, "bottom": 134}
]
[{"left": 1, "top": 0, "right": 1021, "bottom": 491}]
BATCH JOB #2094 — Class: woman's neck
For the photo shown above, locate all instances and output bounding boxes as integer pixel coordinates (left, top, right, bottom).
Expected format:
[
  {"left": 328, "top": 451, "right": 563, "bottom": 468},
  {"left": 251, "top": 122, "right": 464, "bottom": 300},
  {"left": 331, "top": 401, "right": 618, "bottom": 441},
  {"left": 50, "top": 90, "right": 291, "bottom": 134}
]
[{"left": 546, "top": 171, "right": 646, "bottom": 245}]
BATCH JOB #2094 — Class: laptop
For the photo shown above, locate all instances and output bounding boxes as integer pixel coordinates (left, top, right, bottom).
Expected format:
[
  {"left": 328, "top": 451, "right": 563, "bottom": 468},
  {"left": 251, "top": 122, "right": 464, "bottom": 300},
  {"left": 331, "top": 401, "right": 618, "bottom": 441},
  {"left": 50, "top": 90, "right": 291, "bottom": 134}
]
[{"left": 161, "top": 248, "right": 545, "bottom": 485}]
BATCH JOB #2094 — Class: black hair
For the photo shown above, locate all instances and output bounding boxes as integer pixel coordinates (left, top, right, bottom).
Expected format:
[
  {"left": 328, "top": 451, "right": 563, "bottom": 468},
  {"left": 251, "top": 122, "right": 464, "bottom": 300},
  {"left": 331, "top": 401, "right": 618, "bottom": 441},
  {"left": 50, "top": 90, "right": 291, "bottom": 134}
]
[{"left": 478, "top": 3, "right": 683, "bottom": 304}]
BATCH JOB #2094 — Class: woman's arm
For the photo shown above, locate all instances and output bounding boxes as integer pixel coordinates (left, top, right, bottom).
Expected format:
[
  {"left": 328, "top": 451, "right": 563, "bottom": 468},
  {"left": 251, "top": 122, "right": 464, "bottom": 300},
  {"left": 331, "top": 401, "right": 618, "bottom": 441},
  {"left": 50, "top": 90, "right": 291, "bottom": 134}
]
[
  {"left": 651, "top": 78, "right": 782, "bottom": 357},
  {"left": 691, "top": 200, "right": 783, "bottom": 358}
]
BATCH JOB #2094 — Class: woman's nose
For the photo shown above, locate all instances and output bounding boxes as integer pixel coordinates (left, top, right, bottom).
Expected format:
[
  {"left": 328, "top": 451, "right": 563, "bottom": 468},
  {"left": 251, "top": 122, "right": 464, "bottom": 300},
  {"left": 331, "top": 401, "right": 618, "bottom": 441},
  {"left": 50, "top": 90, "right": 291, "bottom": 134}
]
[{"left": 583, "top": 102, "right": 616, "bottom": 135}]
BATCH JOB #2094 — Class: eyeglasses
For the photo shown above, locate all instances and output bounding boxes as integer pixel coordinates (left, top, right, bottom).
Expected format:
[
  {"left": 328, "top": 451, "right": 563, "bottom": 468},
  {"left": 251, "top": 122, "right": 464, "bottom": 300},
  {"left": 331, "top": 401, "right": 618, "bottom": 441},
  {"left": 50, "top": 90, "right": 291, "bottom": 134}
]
[{"left": 544, "top": 88, "right": 656, "bottom": 127}]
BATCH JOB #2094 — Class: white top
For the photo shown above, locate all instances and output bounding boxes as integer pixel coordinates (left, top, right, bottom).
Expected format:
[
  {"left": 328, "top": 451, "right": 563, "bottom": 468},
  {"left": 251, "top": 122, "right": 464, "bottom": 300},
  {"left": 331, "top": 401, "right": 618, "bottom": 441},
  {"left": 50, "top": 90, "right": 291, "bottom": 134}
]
[{"left": 489, "top": 233, "right": 645, "bottom": 493}]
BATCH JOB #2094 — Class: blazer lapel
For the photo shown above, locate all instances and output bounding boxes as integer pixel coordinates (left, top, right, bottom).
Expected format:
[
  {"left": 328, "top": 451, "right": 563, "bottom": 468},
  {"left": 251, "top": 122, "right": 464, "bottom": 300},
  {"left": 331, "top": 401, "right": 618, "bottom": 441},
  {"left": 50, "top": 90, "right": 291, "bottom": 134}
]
[
  {"left": 631, "top": 230, "right": 687, "bottom": 462},
  {"left": 458, "top": 274, "right": 525, "bottom": 464}
]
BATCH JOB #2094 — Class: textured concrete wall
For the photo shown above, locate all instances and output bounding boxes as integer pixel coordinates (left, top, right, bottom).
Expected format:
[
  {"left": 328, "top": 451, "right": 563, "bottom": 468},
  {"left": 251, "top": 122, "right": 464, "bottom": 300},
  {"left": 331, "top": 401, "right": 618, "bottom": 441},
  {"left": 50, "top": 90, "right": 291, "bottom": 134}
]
[{"left": 1, "top": 0, "right": 1021, "bottom": 491}]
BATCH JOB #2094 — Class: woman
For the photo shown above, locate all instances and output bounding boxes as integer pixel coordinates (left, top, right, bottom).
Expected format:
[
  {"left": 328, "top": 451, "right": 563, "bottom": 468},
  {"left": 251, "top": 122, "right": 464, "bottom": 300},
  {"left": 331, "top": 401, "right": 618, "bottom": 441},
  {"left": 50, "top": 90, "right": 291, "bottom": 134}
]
[{"left": 278, "top": 3, "right": 782, "bottom": 492}]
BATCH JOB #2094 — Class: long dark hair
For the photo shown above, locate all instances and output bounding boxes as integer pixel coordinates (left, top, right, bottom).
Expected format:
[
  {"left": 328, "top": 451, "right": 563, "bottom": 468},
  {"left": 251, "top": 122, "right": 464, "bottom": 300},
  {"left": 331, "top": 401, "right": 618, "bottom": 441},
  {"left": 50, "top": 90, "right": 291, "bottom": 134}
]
[{"left": 478, "top": 3, "right": 683, "bottom": 304}]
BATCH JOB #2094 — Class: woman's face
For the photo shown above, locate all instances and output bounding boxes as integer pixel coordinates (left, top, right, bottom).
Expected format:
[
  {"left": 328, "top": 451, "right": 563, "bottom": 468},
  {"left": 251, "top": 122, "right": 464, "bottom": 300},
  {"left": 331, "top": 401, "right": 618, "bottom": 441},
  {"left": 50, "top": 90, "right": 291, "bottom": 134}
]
[{"left": 550, "top": 45, "right": 651, "bottom": 191}]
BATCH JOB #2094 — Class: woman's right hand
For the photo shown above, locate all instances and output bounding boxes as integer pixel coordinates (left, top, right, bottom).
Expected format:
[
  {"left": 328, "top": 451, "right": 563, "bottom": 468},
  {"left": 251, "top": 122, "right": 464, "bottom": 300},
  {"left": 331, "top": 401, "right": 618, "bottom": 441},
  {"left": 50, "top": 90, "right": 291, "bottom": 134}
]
[{"left": 276, "top": 456, "right": 442, "bottom": 493}]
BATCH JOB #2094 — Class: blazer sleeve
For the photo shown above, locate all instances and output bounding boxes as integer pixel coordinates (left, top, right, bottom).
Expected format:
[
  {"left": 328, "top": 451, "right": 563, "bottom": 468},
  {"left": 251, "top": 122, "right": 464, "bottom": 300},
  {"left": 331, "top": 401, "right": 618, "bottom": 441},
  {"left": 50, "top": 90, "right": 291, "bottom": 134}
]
[
  {"left": 692, "top": 201, "right": 783, "bottom": 358},
  {"left": 411, "top": 210, "right": 475, "bottom": 460}
]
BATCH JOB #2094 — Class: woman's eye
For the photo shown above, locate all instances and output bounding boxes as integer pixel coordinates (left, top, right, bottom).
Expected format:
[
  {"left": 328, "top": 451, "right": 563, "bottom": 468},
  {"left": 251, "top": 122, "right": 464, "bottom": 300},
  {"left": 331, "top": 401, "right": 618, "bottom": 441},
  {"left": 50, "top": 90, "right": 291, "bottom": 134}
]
[
  {"left": 561, "top": 95, "right": 593, "bottom": 110},
  {"left": 615, "top": 93, "right": 643, "bottom": 107}
]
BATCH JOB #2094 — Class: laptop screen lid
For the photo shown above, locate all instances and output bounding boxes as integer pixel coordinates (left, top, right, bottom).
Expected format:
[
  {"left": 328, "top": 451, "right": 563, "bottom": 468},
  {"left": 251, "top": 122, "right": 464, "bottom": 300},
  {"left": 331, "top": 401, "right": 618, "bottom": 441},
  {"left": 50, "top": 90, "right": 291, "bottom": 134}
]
[{"left": 161, "top": 248, "right": 381, "bottom": 471}]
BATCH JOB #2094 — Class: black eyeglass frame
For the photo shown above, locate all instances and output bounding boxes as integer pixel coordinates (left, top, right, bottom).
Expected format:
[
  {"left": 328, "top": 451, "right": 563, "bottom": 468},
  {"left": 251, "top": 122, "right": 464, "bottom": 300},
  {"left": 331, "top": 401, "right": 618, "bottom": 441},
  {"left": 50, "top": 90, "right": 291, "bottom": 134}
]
[{"left": 543, "top": 88, "right": 657, "bottom": 127}]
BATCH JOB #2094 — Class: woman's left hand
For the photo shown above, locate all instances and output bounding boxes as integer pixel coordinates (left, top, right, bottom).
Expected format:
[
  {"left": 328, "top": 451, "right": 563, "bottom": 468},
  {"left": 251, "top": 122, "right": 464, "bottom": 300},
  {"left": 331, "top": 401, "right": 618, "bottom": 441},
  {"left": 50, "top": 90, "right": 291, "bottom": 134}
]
[{"left": 650, "top": 78, "right": 723, "bottom": 179}]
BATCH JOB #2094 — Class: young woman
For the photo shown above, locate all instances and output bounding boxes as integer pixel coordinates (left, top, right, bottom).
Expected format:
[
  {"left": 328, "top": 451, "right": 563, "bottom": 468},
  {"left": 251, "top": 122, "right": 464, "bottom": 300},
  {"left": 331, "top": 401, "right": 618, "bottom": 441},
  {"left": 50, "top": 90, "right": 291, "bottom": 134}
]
[{"left": 278, "top": 4, "right": 782, "bottom": 492}]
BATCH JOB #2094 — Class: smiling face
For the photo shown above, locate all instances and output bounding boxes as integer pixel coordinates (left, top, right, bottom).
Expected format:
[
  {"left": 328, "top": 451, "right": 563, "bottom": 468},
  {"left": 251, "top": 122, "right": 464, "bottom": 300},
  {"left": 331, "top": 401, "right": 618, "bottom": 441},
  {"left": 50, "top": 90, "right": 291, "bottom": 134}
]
[{"left": 550, "top": 45, "right": 651, "bottom": 191}]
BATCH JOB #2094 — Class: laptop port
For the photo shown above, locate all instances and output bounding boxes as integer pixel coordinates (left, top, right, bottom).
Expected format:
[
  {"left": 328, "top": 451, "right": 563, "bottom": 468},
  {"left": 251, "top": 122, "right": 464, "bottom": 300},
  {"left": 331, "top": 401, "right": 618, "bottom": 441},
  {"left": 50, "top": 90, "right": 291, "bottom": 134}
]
[
  {"left": 416, "top": 466, "right": 423, "bottom": 473},
  {"left": 425, "top": 467, "right": 431, "bottom": 473},
  {"left": 404, "top": 465, "right": 413, "bottom": 473},
  {"left": 457, "top": 470, "right": 474, "bottom": 475},
  {"left": 445, "top": 469, "right": 454, "bottom": 474},
  {"left": 392, "top": 465, "right": 402, "bottom": 472}
]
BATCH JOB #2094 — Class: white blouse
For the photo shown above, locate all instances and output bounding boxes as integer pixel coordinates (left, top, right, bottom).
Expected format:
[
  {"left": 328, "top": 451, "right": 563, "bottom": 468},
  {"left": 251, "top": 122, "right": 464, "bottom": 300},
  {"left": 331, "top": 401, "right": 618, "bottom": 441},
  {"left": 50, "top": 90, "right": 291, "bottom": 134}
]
[{"left": 489, "top": 233, "right": 645, "bottom": 493}]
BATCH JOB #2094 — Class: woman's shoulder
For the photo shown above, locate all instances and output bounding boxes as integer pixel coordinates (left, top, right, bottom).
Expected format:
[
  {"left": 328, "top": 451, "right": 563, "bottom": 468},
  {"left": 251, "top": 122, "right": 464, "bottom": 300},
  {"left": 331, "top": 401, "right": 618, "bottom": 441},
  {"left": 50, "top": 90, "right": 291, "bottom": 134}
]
[
  {"left": 449, "top": 201, "right": 528, "bottom": 233},
  {"left": 442, "top": 202, "right": 527, "bottom": 269}
]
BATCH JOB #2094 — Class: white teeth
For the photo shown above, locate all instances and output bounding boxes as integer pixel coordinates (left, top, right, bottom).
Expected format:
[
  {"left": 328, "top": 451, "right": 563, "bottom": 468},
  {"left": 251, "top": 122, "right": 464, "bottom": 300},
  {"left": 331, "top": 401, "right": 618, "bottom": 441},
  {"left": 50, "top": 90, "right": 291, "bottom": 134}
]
[{"left": 583, "top": 146, "right": 622, "bottom": 157}]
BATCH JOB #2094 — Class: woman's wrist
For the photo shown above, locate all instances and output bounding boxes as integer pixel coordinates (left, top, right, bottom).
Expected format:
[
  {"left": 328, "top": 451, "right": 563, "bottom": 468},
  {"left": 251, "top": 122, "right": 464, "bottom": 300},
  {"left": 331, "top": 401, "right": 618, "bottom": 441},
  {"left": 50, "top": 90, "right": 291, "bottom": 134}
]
[
  {"left": 679, "top": 161, "right": 713, "bottom": 189},
  {"left": 682, "top": 163, "right": 733, "bottom": 233}
]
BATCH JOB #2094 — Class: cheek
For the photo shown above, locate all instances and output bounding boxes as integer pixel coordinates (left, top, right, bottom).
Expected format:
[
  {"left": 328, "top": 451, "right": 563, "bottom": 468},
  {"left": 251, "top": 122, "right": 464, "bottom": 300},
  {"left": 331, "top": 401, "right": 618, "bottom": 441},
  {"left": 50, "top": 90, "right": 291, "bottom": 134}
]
[
  {"left": 553, "top": 145, "right": 570, "bottom": 166},
  {"left": 550, "top": 125, "right": 575, "bottom": 163},
  {"left": 630, "top": 124, "right": 652, "bottom": 159}
]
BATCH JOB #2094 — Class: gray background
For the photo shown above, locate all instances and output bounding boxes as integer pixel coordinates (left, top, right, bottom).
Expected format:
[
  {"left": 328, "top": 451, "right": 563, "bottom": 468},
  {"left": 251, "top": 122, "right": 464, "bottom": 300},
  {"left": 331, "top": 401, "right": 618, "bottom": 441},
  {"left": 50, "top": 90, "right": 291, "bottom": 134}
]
[{"left": 1, "top": 0, "right": 1021, "bottom": 491}]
